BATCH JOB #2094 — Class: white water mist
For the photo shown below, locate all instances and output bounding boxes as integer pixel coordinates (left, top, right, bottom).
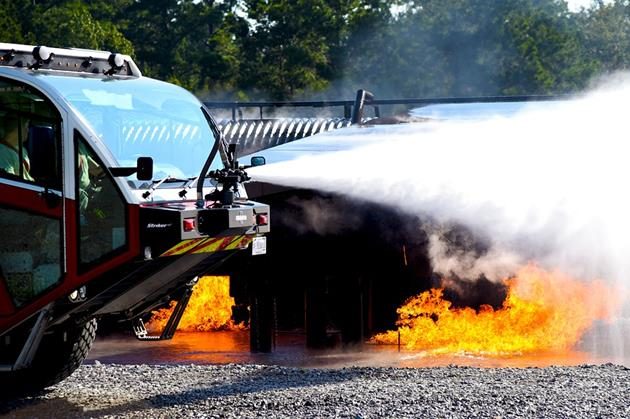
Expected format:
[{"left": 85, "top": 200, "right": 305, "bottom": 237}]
[
  {"left": 251, "top": 74, "right": 630, "bottom": 288},
  {"left": 249, "top": 75, "right": 630, "bottom": 362}
]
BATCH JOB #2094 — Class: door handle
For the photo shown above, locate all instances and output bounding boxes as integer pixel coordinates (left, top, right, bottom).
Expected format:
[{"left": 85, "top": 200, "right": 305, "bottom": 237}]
[{"left": 40, "top": 189, "right": 61, "bottom": 208}]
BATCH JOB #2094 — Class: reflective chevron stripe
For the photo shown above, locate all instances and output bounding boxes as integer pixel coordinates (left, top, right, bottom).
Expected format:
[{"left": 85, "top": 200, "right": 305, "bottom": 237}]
[{"left": 160, "top": 235, "right": 254, "bottom": 257}]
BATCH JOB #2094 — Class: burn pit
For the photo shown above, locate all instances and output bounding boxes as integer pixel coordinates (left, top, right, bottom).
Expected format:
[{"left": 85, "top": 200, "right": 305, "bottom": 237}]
[
  {"left": 372, "top": 264, "right": 621, "bottom": 356},
  {"left": 131, "top": 188, "right": 624, "bottom": 366}
]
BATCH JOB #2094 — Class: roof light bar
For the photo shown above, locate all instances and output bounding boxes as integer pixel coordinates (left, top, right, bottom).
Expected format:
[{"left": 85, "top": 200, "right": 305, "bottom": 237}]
[{"left": 0, "top": 43, "right": 141, "bottom": 77}]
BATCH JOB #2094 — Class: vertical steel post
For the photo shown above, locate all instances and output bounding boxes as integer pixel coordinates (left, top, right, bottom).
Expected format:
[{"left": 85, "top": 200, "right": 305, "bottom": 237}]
[{"left": 351, "top": 89, "right": 375, "bottom": 125}]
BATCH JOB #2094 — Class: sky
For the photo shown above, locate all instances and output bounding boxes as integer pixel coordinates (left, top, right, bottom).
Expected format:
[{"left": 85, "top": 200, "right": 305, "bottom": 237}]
[{"left": 566, "top": 0, "right": 612, "bottom": 11}]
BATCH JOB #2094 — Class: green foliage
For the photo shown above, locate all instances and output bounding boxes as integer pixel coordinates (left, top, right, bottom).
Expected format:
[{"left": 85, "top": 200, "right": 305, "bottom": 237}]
[
  {"left": 576, "top": 0, "right": 630, "bottom": 74},
  {"left": 0, "top": 1, "right": 26, "bottom": 44},
  {"left": 497, "top": 0, "right": 596, "bottom": 94},
  {"left": 34, "top": 2, "right": 132, "bottom": 54},
  {"left": 2, "top": 0, "right": 630, "bottom": 99},
  {"left": 342, "top": 0, "right": 598, "bottom": 97},
  {"left": 121, "top": 0, "right": 242, "bottom": 92},
  {"left": 240, "top": 0, "right": 346, "bottom": 99}
]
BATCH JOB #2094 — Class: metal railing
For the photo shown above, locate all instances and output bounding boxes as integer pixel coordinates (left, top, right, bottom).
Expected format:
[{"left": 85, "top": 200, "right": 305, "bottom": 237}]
[
  {"left": 203, "top": 90, "right": 569, "bottom": 122},
  {"left": 204, "top": 90, "right": 571, "bottom": 156}
]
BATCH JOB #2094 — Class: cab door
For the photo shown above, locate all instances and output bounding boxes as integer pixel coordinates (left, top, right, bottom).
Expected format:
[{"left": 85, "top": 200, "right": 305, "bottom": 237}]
[{"left": 0, "top": 76, "right": 64, "bottom": 317}]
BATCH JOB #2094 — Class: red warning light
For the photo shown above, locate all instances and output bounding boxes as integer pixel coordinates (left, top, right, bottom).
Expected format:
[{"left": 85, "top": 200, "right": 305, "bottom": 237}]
[
  {"left": 183, "top": 218, "right": 196, "bottom": 232},
  {"left": 256, "top": 213, "right": 269, "bottom": 226}
]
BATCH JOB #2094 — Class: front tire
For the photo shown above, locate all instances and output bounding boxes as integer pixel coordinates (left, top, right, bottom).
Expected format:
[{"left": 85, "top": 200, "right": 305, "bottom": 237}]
[{"left": 0, "top": 318, "right": 97, "bottom": 398}]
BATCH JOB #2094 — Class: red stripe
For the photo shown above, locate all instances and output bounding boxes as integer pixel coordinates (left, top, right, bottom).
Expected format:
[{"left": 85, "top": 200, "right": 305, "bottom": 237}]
[
  {"left": 216, "top": 237, "right": 235, "bottom": 251},
  {"left": 0, "top": 183, "right": 62, "bottom": 218}
]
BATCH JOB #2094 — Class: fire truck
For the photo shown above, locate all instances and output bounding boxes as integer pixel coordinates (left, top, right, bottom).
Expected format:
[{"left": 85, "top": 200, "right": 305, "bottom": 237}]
[{"left": 0, "top": 43, "right": 269, "bottom": 395}]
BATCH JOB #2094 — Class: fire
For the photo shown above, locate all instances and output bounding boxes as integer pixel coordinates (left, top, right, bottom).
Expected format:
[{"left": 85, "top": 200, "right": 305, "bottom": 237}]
[
  {"left": 371, "top": 264, "right": 622, "bottom": 355},
  {"left": 146, "top": 276, "right": 244, "bottom": 332}
]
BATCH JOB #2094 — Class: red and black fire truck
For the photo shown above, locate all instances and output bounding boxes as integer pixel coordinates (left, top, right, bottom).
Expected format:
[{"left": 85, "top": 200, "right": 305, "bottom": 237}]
[{"left": 0, "top": 43, "right": 269, "bottom": 395}]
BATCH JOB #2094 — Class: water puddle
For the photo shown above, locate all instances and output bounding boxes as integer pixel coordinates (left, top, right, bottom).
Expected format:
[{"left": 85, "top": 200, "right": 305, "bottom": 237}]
[{"left": 88, "top": 329, "right": 629, "bottom": 368}]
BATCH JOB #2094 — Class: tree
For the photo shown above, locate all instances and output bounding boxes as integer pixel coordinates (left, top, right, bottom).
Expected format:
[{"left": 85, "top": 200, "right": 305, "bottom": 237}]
[
  {"left": 0, "top": 1, "right": 27, "bottom": 45},
  {"left": 1, "top": 0, "right": 42, "bottom": 45},
  {"left": 341, "top": 0, "right": 599, "bottom": 97},
  {"left": 1, "top": 0, "right": 628, "bottom": 99},
  {"left": 499, "top": 0, "right": 597, "bottom": 94},
  {"left": 8, "top": 0, "right": 134, "bottom": 55},
  {"left": 335, "top": 0, "right": 407, "bottom": 97},
  {"left": 121, "top": 0, "right": 181, "bottom": 79},
  {"left": 340, "top": 0, "right": 509, "bottom": 97},
  {"left": 241, "top": 0, "right": 364, "bottom": 99},
  {"left": 121, "top": 0, "right": 242, "bottom": 93},
  {"left": 576, "top": 0, "right": 630, "bottom": 75},
  {"left": 169, "top": 0, "right": 245, "bottom": 94}
]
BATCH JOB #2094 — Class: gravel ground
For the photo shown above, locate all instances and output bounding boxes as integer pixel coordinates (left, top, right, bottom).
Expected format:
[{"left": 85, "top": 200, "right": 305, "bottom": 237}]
[{"left": 2, "top": 363, "right": 629, "bottom": 418}]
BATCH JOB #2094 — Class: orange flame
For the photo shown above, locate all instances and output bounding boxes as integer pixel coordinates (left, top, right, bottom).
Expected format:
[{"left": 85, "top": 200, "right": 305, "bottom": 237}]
[
  {"left": 371, "top": 264, "right": 623, "bottom": 355},
  {"left": 146, "top": 276, "right": 245, "bottom": 332}
]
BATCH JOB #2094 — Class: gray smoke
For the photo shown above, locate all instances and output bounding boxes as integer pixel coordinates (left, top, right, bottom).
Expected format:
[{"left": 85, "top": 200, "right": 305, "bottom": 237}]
[{"left": 427, "top": 230, "right": 523, "bottom": 282}]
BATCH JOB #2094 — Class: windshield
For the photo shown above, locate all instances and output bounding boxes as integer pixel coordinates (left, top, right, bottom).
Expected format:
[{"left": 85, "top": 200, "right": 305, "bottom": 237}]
[{"left": 38, "top": 74, "right": 221, "bottom": 181}]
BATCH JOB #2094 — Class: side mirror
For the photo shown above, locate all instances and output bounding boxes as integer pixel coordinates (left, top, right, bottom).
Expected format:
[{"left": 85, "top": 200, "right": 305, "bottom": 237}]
[
  {"left": 249, "top": 156, "right": 266, "bottom": 167},
  {"left": 110, "top": 156, "right": 153, "bottom": 180},
  {"left": 136, "top": 157, "right": 153, "bottom": 180}
]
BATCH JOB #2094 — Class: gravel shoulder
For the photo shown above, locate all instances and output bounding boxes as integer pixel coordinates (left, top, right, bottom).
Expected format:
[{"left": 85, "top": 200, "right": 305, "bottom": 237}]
[{"left": 2, "top": 363, "right": 629, "bottom": 418}]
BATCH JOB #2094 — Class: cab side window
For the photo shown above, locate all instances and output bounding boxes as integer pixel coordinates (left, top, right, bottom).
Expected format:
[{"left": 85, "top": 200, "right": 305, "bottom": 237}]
[
  {"left": 75, "top": 132, "right": 127, "bottom": 267},
  {"left": 0, "top": 78, "right": 61, "bottom": 189}
]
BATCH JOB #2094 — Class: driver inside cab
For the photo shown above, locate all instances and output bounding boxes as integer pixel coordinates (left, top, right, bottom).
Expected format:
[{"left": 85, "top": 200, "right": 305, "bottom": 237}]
[
  {"left": 0, "top": 116, "right": 33, "bottom": 181},
  {"left": 78, "top": 141, "right": 101, "bottom": 212}
]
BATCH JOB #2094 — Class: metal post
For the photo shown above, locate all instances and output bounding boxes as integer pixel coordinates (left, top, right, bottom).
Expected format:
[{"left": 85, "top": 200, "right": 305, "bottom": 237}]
[
  {"left": 351, "top": 89, "right": 375, "bottom": 125},
  {"left": 250, "top": 286, "right": 275, "bottom": 353},
  {"left": 344, "top": 104, "right": 352, "bottom": 119}
]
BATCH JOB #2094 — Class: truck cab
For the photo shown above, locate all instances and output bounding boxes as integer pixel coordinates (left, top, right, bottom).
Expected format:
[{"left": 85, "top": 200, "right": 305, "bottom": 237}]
[{"left": 0, "top": 43, "right": 269, "bottom": 395}]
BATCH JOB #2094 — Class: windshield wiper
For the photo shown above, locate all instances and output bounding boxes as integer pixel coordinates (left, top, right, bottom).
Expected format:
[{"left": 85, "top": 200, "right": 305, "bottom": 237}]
[
  {"left": 178, "top": 176, "right": 199, "bottom": 198},
  {"left": 142, "top": 175, "right": 171, "bottom": 199}
]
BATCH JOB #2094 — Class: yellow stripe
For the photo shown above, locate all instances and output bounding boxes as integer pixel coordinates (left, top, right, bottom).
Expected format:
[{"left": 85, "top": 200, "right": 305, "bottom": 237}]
[
  {"left": 160, "top": 238, "right": 206, "bottom": 257},
  {"left": 160, "top": 235, "right": 254, "bottom": 257}
]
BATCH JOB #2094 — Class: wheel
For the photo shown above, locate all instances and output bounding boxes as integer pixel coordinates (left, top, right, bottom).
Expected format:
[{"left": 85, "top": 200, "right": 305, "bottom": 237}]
[{"left": 0, "top": 318, "right": 97, "bottom": 398}]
